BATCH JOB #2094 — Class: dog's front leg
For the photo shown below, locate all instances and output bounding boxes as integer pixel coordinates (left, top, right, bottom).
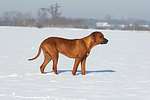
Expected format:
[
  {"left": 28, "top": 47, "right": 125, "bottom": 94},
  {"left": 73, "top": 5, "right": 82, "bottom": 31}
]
[
  {"left": 72, "top": 58, "right": 81, "bottom": 75},
  {"left": 81, "top": 58, "right": 86, "bottom": 75}
]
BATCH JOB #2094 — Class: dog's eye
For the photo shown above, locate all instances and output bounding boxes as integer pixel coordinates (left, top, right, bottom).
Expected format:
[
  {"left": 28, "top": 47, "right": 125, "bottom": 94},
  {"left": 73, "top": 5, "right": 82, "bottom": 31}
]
[{"left": 100, "top": 36, "right": 103, "bottom": 38}]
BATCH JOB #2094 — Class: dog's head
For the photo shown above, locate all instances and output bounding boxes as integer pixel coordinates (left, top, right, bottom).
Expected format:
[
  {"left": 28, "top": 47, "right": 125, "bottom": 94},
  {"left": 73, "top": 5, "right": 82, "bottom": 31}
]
[{"left": 91, "top": 31, "right": 108, "bottom": 44}]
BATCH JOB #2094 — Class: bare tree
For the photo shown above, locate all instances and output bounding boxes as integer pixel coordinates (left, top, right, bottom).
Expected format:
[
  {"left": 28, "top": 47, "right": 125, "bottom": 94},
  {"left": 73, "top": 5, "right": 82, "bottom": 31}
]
[
  {"left": 47, "top": 3, "right": 62, "bottom": 27},
  {"left": 54, "top": 3, "right": 62, "bottom": 18},
  {"left": 14, "top": 11, "right": 24, "bottom": 26},
  {"left": 24, "top": 11, "right": 35, "bottom": 27},
  {"left": 2, "top": 11, "right": 24, "bottom": 26},
  {"left": 47, "top": 3, "right": 62, "bottom": 18},
  {"left": 2, "top": 11, "right": 13, "bottom": 25},
  {"left": 36, "top": 8, "right": 48, "bottom": 24},
  {"left": 47, "top": 5, "right": 55, "bottom": 18}
]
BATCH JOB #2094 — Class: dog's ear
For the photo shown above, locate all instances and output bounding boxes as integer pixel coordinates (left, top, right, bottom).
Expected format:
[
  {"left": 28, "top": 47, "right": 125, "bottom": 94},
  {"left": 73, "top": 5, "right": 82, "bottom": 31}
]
[{"left": 91, "top": 32, "right": 98, "bottom": 42}]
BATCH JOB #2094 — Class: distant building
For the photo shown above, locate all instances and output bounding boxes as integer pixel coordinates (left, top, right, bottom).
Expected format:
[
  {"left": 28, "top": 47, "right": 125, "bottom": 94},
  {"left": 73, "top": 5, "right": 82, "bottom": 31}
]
[
  {"left": 119, "top": 23, "right": 126, "bottom": 28},
  {"left": 96, "top": 21, "right": 150, "bottom": 30},
  {"left": 96, "top": 22, "right": 108, "bottom": 27},
  {"left": 96, "top": 22, "right": 114, "bottom": 29}
]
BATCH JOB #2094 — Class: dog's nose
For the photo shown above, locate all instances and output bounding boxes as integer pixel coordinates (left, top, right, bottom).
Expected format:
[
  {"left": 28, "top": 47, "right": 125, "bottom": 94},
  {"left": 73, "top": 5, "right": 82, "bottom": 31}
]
[{"left": 103, "top": 39, "right": 108, "bottom": 44}]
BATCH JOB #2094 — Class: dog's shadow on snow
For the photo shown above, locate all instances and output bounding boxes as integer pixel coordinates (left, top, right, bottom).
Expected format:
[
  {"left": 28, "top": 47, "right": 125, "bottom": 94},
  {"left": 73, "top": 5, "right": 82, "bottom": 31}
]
[{"left": 45, "top": 70, "right": 116, "bottom": 75}]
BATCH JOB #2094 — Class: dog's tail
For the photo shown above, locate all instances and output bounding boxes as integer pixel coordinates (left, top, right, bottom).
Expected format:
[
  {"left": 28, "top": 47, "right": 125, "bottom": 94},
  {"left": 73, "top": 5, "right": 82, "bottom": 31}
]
[{"left": 28, "top": 45, "right": 42, "bottom": 61}]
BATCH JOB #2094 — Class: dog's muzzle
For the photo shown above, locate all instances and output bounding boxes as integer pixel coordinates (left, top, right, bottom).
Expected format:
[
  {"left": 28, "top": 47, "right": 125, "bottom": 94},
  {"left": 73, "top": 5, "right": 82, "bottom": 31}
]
[{"left": 102, "top": 39, "right": 108, "bottom": 44}]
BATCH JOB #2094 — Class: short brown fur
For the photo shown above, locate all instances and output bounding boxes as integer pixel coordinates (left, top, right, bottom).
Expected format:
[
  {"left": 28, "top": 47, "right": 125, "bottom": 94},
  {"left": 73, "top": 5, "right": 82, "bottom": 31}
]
[{"left": 28, "top": 31, "right": 108, "bottom": 75}]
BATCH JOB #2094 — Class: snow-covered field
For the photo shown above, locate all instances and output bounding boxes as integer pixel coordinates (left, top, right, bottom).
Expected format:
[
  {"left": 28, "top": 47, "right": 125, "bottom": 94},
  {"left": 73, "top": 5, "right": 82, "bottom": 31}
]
[{"left": 0, "top": 27, "right": 150, "bottom": 100}]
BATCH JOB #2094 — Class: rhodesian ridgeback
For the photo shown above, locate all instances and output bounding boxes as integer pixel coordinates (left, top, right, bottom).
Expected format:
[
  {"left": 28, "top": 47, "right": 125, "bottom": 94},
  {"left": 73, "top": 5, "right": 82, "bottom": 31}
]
[{"left": 28, "top": 31, "right": 108, "bottom": 75}]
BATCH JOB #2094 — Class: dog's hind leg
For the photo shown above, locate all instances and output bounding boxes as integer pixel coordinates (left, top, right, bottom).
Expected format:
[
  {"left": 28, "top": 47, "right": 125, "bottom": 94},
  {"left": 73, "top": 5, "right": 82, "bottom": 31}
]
[
  {"left": 44, "top": 45, "right": 59, "bottom": 75},
  {"left": 40, "top": 51, "right": 52, "bottom": 74},
  {"left": 52, "top": 52, "right": 59, "bottom": 75}
]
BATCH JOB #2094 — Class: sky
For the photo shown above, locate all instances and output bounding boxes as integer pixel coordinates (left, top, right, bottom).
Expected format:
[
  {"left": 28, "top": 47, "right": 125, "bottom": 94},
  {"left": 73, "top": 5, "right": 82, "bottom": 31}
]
[{"left": 0, "top": 0, "right": 150, "bottom": 20}]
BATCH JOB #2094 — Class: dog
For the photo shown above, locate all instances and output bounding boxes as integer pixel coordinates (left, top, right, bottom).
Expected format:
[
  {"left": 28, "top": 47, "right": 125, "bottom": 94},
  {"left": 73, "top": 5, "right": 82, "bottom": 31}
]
[{"left": 28, "top": 31, "right": 108, "bottom": 75}]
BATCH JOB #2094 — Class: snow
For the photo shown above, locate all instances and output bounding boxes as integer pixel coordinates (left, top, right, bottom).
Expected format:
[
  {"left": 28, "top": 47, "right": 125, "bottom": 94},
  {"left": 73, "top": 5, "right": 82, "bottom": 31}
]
[{"left": 0, "top": 26, "right": 150, "bottom": 100}]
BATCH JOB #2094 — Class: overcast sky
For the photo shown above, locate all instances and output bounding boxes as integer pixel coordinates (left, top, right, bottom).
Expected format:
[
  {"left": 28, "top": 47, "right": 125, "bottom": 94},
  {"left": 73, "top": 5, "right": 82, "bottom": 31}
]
[{"left": 0, "top": 0, "right": 150, "bottom": 20}]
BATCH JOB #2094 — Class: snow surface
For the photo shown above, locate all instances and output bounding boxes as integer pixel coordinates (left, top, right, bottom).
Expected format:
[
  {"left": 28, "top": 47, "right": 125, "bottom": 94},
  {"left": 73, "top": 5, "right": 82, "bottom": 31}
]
[{"left": 0, "top": 26, "right": 150, "bottom": 100}]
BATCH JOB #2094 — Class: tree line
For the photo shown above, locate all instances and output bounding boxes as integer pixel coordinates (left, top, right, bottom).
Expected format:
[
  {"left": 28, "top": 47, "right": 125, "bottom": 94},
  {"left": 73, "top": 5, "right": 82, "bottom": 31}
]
[{"left": 0, "top": 3, "right": 87, "bottom": 28}]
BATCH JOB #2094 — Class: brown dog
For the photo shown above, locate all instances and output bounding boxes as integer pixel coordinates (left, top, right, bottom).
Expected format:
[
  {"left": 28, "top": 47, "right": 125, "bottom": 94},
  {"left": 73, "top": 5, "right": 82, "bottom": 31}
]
[{"left": 28, "top": 31, "right": 108, "bottom": 75}]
